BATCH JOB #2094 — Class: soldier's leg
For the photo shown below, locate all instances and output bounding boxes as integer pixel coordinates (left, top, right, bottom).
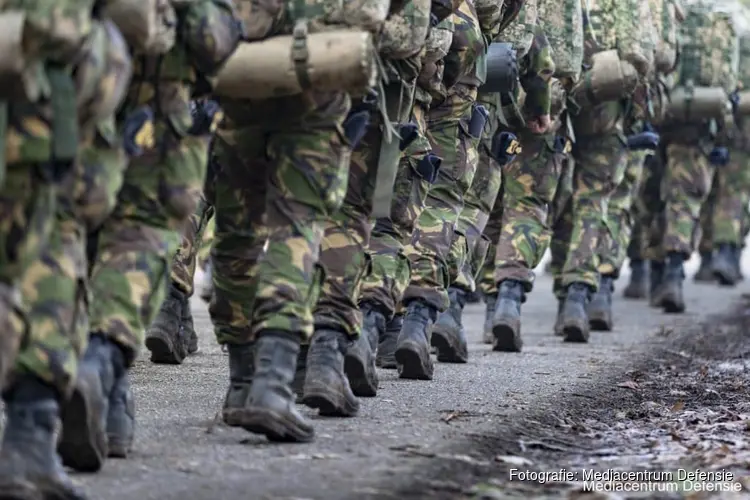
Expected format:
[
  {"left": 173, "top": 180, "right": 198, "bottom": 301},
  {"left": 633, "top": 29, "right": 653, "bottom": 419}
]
[
  {"left": 694, "top": 174, "right": 717, "bottom": 282},
  {"left": 359, "top": 101, "right": 433, "bottom": 369},
  {"left": 656, "top": 143, "right": 715, "bottom": 313},
  {"left": 588, "top": 150, "right": 646, "bottom": 330},
  {"left": 398, "top": 85, "right": 479, "bottom": 380},
  {"left": 622, "top": 157, "right": 653, "bottom": 300},
  {"left": 710, "top": 149, "right": 750, "bottom": 285},
  {"left": 491, "top": 132, "right": 567, "bottom": 351},
  {"left": 434, "top": 96, "right": 502, "bottom": 363},
  {"left": 548, "top": 150, "right": 574, "bottom": 336},
  {"left": 199, "top": 214, "right": 215, "bottom": 302},
  {"left": 219, "top": 92, "right": 351, "bottom": 443},
  {"left": 146, "top": 194, "right": 214, "bottom": 362},
  {"left": 638, "top": 148, "right": 668, "bottom": 306},
  {"left": 557, "top": 129, "right": 627, "bottom": 342},
  {"left": 303, "top": 116, "right": 378, "bottom": 412}
]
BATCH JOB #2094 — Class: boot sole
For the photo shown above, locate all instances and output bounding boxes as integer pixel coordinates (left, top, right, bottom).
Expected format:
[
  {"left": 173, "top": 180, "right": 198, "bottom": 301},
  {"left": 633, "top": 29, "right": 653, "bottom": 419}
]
[
  {"left": 431, "top": 328, "right": 468, "bottom": 363},
  {"left": 107, "top": 436, "right": 132, "bottom": 459},
  {"left": 344, "top": 351, "right": 378, "bottom": 397},
  {"left": 225, "top": 407, "right": 315, "bottom": 443},
  {"left": 588, "top": 311, "right": 612, "bottom": 331},
  {"left": 58, "top": 380, "right": 107, "bottom": 472},
  {"left": 395, "top": 341, "right": 433, "bottom": 380},
  {"left": 662, "top": 297, "right": 685, "bottom": 314},
  {"left": 563, "top": 321, "right": 589, "bottom": 343},
  {"left": 491, "top": 320, "right": 522, "bottom": 352},
  {"left": 713, "top": 268, "right": 737, "bottom": 287},
  {"left": 302, "top": 384, "right": 359, "bottom": 417},
  {"left": 376, "top": 356, "right": 397, "bottom": 369},
  {"left": 145, "top": 335, "right": 185, "bottom": 365},
  {"left": 0, "top": 480, "right": 43, "bottom": 500}
]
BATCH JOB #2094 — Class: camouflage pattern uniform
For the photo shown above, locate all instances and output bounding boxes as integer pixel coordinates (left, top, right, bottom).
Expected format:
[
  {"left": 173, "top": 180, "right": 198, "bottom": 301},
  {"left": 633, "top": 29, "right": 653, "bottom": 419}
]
[
  {"left": 0, "top": 7, "right": 133, "bottom": 498},
  {"left": 295, "top": 0, "right": 432, "bottom": 411},
  {"left": 56, "top": 0, "right": 242, "bottom": 475},
  {"left": 393, "top": 0, "right": 487, "bottom": 381}
]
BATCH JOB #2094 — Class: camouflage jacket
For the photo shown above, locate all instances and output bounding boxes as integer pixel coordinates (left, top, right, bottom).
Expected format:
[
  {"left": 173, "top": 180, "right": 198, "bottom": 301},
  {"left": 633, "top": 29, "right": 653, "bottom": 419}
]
[
  {"left": 519, "top": 23, "right": 554, "bottom": 117},
  {"left": 443, "top": 0, "right": 485, "bottom": 90}
]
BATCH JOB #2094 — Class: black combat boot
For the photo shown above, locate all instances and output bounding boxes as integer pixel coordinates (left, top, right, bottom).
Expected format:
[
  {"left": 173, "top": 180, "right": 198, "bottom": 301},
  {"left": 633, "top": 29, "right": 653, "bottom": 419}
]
[
  {"left": 291, "top": 343, "right": 308, "bottom": 402},
  {"left": 491, "top": 280, "right": 525, "bottom": 352},
  {"left": 693, "top": 252, "right": 714, "bottom": 283},
  {"left": 222, "top": 331, "right": 314, "bottom": 442},
  {"left": 221, "top": 342, "right": 254, "bottom": 425},
  {"left": 106, "top": 374, "right": 135, "bottom": 458},
  {"left": 200, "top": 261, "right": 213, "bottom": 303},
  {"left": 0, "top": 376, "right": 88, "bottom": 500},
  {"left": 395, "top": 300, "right": 437, "bottom": 380},
  {"left": 58, "top": 333, "right": 128, "bottom": 472},
  {"left": 431, "top": 288, "right": 469, "bottom": 363},
  {"left": 623, "top": 259, "right": 648, "bottom": 299},
  {"left": 377, "top": 314, "right": 402, "bottom": 369},
  {"left": 182, "top": 297, "right": 199, "bottom": 355},
  {"left": 661, "top": 252, "right": 686, "bottom": 313},
  {"left": 465, "top": 289, "right": 482, "bottom": 304},
  {"left": 145, "top": 284, "right": 189, "bottom": 364},
  {"left": 302, "top": 330, "right": 359, "bottom": 416},
  {"left": 344, "top": 307, "right": 382, "bottom": 397},
  {"left": 713, "top": 244, "right": 739, "bottom": 286},
  {"left": 482, "top": 293, "right": 496, "bottom": 344},
  {"left": 560, "top": 283, "right": 592, "bottom": 343},
  {"left": 649, "top": 260, "right": 666, "bottom": 308},
  {"left": 553, "top": 298, "right": 564, "bottom": 336},
  {"left": 588, "top": 275, "right": 614, "bottom": 331}
]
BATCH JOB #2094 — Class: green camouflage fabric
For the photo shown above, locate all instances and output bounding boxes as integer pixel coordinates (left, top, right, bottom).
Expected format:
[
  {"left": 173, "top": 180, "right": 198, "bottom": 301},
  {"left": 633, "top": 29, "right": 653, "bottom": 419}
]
[
  {"left": 359, "top": 103, "right": 432, "bottom": 319},
  {"left": 88, "top": 3, "right": 241, "bottom": 364},
  {"left": 209, "top": 91, "right": 351, "bottom": 345},
  {"left": 491, "top": 130, "right": 569, "bottom": 291},
  {"left": 449, "top": 92, "right": 502, "bottom": 292},
  {"left": 627, "top": 147, "right": 666, "bottom": 262},
  {"left": 171, "top": 194, "right": 215, "bottom": 297},
  {"left": 502, "top": 0, "right": 538, "bottom": 57},
  {"left": 519, "top": 23, "right": 555, "bottom": 119},
  {"left": 443, "top": 0, "right": 487, "bottom": 90},
  {"left": 198, "top": 215, "right": 215, "bottom": 268},
  {"left": 549, "top": 107, "right": 628, "bottom": 296},
  {"left": 677, "top": 2, "right": 740, "bottom": 92},
  {"left": 537, "top": 0, "right": 583, "bottom": 80},
  {"left": 596, "top": 150, "right": 647, "bottom": 277},
  {"left": 739, "top": 32, "right": 750, "bottom": 89},
  {"left": 644, "top": 141, "right": 714, "bottom": 261},
  {"left": 314, "top": 0, "right": 431, "bottom": 338}
]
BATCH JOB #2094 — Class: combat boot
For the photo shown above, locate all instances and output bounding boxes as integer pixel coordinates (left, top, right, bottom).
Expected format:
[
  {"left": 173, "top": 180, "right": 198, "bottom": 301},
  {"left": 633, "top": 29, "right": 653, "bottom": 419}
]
[
  {"left": 58, "top": 333, "right": 127, "bottom": 472},
  {"left": 302, "top": 330, "right": 359, "bottom": 417},
  {"left": 491, "top": 280, "right": 525, "bottom": 352},
  {"left": 0, "top": 376, "right": 88, "bottom": 500},
  {"left": 661, "top": 253, "right": 686, "bottom": 313},
  {"left": 376, "top": 314, "right": 402, "bottom": 369},
  {"left": 200, "top": 261, "right": 214, "bottom": 303},
  {"left": 649, "top": 260, "right": 666, "bottom": 308},
  {"left": 734, "top": 246, "right": 745, "bottom": 280},
  {"left": 106, "top": 375, "right": 135, "bottom": 458},
  {"left": 560, "top": 283, "right": 591, "bottom": 343},
  {"left": 291, "top": 344, "right": 308, "bottom": 402},
  {"left": 712, "top": 244, "right": 739, "bottom": 286},
  {"left": 431, "top": 288, "right": 469, "bottom": 363},
  {"left": 182, "top": 298, "right": 199, "bottom": 355},
  {"left": 693, "top": 252, "right": 714, "bottom": 283},
  {"left": 145, "top": 284, "right": 188, "bottom": 364},
  {"left": 344, "top": 306, "right": 382, "bottom": 397},
  {"left": 482, "top": 294, "right": 496, "bottom": 344},
  {"left": 221, "top": 342, "right": 254, "bottom": 425},
  {"left": 553, "top": 299, "right": 564, "bottom": 336},
  {"left": 623, "top": 259, "right": 648, "bottom": 299},
  {"left": 465, "top": 289, "right": 482, "bottom": 304},
  {"left": 588, "top": 275, "right": 614, "bottom": 331},
  {"left": 222, "top": 331, "right": 314, "bottom": 442},
  {"left": 395, "top": 300, "right": 436, "bottom": 380}
]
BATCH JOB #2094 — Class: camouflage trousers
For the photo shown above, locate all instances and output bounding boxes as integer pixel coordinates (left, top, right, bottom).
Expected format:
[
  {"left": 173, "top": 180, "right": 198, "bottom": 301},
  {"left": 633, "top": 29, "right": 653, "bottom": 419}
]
[
  {"left": 171, "top": 194, "right": 215, "bottom": 297},
  {"left": 644, "top": 142, "right": 714, "bottom": 261},
  {"left": 209, "top": 92, "right": 351, "bottom": 345},
  {"left": 198, "top": 216, "right": 215, "bottom": 268},
  {"left": 448, "top": 93, "right": 502, "bottom": 294},
  {"left": 626, "top": 151, "right": 664, "bottom": 262},
  {"left": 88, "top": 124, "right": 209, "bottom": 365},
  {"left": 478, "top": 131, "right": 568, "bottom": 296},
  {"left": 697, "top": 149, "right": 750, "bottom": 253},
  {"left": 550, "top": 115, "right": 627, "bottom": 296},
  {"left": 596, "top": 150, "right": 647, "bottom": 277},
  {"left": 402, "top": 84, "right": 480, "bottom": 312},
  {"left": 358, "top": 101, "right": 432, "bottom": 319}
]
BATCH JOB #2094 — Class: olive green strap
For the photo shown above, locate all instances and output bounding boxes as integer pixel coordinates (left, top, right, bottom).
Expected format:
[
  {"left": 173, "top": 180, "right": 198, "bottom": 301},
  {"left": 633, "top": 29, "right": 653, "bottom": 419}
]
[
  {"left": 47, "top": 67, "right": 78, "bottom": 162},
  {"left": 371, "top": 124, "right": 402, "bottom": 218},
  {"left": 291, "top": 0, "right": 312, "bottom": 90}
]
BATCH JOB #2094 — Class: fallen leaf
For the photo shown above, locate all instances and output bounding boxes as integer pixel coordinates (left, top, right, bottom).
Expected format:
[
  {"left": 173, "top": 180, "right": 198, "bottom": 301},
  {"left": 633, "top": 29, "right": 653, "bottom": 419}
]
[
  {"left": 671, "top": 401, "right": 685, "bottom": 412},
  {"left": 495, "top": 455, "right": 533, "bottom": 466},
  {"left": 617, "top": 381, "right": 640, "bottom": 390}
]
